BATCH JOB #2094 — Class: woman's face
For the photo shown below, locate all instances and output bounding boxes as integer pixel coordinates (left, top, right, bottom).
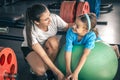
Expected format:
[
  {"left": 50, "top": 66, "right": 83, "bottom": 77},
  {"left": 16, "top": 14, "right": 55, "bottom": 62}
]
[
  {"left": 72, "top": 18, "right": 87, "bottom": 36},
  {"left": 38, "top": 9, "right": 51, "bottom": 27}
]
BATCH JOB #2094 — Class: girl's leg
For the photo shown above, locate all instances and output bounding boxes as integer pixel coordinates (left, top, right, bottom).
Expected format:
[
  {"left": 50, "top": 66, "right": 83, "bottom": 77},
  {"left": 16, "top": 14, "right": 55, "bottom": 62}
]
[{"left": 111, "top": 45, "right": 120, "bottom": 59}]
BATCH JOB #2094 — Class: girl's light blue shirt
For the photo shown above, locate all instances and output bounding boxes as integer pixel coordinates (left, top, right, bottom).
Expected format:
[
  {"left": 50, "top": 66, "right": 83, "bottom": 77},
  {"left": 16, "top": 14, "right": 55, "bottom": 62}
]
[{"left": 65, "top": 28, "right": 101, "bottom": 52}]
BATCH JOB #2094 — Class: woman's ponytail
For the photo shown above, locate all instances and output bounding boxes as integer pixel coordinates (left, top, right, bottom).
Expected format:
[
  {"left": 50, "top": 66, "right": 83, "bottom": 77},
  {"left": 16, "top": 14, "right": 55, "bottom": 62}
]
[{"left": 25, "top": 8, "right": 33, "bottom": 48}]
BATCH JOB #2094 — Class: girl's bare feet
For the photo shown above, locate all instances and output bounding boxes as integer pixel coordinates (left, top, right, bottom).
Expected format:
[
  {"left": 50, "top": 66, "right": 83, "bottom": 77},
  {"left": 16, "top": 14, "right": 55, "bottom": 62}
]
[{"left": 112, "top": 45, "right": 120, "bottom": 59}]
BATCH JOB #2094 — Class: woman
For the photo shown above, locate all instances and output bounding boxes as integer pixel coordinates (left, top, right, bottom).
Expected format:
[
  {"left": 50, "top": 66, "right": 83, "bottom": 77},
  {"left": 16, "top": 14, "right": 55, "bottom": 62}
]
[{"left": 21, "top": 3, "right": 69, "bottom": 80}]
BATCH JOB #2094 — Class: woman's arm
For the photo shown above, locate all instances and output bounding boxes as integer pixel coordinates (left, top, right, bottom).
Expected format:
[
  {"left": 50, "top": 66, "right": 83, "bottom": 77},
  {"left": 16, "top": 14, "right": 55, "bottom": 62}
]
[
  {"left": 63, "top": 23, "right": 75, "bottom": 31},
  {"left": 32, "top": 43, "right": 64, "bottom": 79}
]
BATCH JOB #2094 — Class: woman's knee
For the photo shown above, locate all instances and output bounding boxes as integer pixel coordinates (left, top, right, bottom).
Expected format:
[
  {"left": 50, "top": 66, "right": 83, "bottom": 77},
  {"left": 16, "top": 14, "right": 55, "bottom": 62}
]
[
  {"left": 44, "top": 36, "right": 59, "bottom": 61},
  {"left": 45, "top": 36, "right": 59, "bottom": 51},
  {"left": 50, "top": 37, "right": 59, "bottom": 47},
  {"left": 25, "top": 52, "right": 48, "bottom": 76}
]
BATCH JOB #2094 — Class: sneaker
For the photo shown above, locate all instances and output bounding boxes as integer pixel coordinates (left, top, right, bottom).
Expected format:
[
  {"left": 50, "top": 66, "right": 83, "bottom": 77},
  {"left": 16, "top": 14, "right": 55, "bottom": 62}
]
[
  {"left": 111, "top": 45, "right": 120, "bottom": 59},
  {"left": 30, "top": 68, "right": 48, "bottom": 80},
  {"left": 46, "top": 70, "right": 56, "bottom": 80},
  {"left": 30, "top": 68, "right": 36, "bottom": 74},
  {"left": 36, "top": 73, "right": 48, "bottom": 80}
]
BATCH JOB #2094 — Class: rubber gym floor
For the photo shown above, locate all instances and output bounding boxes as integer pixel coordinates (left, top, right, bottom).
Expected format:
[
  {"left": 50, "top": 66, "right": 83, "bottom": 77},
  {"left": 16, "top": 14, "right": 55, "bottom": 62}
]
[{"left": 0, "top": 0, "right": 120, "bottom": 80}]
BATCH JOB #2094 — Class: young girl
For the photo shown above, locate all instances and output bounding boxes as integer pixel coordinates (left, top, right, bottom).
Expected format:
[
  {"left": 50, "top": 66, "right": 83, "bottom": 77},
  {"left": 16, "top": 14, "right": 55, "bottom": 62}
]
[
  {"left": 21, "top": 3, "right": 69, "bottom": 80},
  {"left": 65, "top": 13, "right": 120, "bottom": 80},
  {"left": 65, "top": 13, "right": 101, "bottom": 80}
]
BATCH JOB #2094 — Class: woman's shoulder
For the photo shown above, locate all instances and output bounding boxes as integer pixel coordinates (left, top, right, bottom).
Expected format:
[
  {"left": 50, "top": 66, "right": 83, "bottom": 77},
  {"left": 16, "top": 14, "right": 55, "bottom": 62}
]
[
  {"left": 50, "top": 13, "right": 59, "bottom": 18},
  {"left": 50, "top": 13, "right": 60, "bottom": 23}
]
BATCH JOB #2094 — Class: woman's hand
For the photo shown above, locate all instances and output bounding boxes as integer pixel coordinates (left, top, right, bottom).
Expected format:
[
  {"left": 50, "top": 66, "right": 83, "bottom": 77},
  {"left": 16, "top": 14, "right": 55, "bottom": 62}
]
[{"left": 57, "top": 72, "right": 65, "bottom": 80}]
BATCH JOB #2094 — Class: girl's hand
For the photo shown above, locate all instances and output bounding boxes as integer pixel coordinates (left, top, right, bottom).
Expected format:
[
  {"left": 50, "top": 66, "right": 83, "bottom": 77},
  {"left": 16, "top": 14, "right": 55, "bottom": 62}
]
[
  {"left": 66, "top": 74, "right": 72, "bottom": 80},
  {"left": 65, "top": 73, "right": 72, "bottom": 80},
  {"left": 67, "top": 73, "right": 78, "bottom": 80}
]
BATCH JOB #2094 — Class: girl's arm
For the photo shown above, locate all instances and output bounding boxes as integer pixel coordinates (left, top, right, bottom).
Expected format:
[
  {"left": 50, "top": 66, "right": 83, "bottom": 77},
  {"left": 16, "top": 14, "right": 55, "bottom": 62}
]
[
  {"left": 73, "top": 48, "right": 91, "bottom": 77},
  {"left": 32, "top": 43, "right": 64, "bottom": 79},
  {"left": 65, "top": 51, "right": 72, "bottom": 75}
]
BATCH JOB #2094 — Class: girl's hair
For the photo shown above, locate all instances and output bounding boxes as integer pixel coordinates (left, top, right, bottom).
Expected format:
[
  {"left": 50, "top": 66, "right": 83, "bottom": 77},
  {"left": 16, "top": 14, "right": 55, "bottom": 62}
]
[
  {"left": 25, "top": 3, "right": 47, "bottom": 48},
  {"left": 78, "top": 13, "right": 99, "bottom": 37}
]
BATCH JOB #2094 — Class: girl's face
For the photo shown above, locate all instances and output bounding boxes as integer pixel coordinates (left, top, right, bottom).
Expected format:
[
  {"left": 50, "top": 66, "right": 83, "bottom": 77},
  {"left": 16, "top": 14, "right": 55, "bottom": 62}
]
[
  {"left": 72, "top": 18, "right": 87, "bottom": 36},
  {"left": 37, "top": 9, "right": 51, "bottom": 28}
]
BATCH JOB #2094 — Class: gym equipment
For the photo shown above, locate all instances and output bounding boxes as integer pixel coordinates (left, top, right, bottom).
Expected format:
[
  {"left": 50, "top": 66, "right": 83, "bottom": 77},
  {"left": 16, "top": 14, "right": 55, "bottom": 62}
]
[
  {"left": 60, "top": 1, "right": 90, "bottom": 23},
  {"left": 0, "top": 14, "right": 24, "bottom": 28},
  {"left": 48, "top": 0, "right": 108, "bottom": 25},
  {"left": 86, "top": 0, "right": 113, "bottom": 18},
  {"left": 56, "top": 41, "right": 118, "bottom": 80},
  {"left": 48, "top": 2, "right": 61, "bottom": 9},
  {"left": 76, "top": 1, "right": 90, "bottom": 17},
  {"left": 0, "top": 27, "right": 9, "bottom": 34},
  {"left": 100, "top": 3, "right": 113, "bottom": 14},
  {"left": 100, "top": 3, "right": 113, "bottom": 11},
  {"left": 60, "top": 1, "right": 107, "bottom": 25},
  {"left": 0, "top": 0, "right": 20, "bottom": 6},
  {"left": 0, "top": 35, "right": 24, "bottom": 41},
  {"left": 0, "top": 47, "right": 17, "bottom": 80},
  {"left": 97, "top": 21, "right": 107, "bottom": 25},
  {"left": 60, "top": 1, "right": 76, "bottom": 23}
]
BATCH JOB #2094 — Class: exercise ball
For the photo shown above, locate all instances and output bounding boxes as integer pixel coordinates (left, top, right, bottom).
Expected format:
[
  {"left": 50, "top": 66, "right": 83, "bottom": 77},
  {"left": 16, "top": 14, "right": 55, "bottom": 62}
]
[{"left": 56, "top": 41, "right": 118, "bottom": 80}]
